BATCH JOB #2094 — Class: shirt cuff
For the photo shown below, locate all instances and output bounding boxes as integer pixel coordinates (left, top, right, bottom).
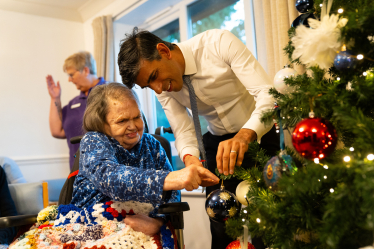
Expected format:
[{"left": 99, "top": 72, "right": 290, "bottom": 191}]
[
  {"left": 180, "top": 147, "right": 200, "bottom": 161},
  {"left": 242, "top": 115, "right": 273, "bottom": 143}
]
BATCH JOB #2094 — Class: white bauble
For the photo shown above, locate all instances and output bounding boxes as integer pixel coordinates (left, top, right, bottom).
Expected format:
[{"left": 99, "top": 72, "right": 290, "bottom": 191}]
[
  {"left": 236, "top": 180, "right": 251, "bottom": 206},
  {"left": 274, "top": 67, "right": 297, "bottom": 94}
]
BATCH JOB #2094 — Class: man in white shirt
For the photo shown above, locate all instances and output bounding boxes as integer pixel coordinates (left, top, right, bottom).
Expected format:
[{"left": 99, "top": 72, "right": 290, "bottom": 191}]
[{"left": 118, "top": 28, "right": 279, "bottom": 249}]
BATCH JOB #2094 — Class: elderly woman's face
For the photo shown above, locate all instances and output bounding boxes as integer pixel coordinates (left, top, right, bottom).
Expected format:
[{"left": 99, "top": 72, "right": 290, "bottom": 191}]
[{"left": 105, "top": 98, "right": 144, "bottom": 150}]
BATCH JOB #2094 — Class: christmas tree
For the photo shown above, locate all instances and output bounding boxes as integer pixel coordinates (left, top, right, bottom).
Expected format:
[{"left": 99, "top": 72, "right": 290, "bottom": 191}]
[{"left": 220, "top": 0, "right": 374, "bottom": 248}]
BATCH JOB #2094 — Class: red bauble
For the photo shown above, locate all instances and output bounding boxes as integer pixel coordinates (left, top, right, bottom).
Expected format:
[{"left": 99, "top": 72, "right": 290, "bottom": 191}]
[
  {"left": 226, "top": 240, "right": 256, "bottom": 249},
  {"left": 292, "top": 118, "right": 337, "bottom": 160}
]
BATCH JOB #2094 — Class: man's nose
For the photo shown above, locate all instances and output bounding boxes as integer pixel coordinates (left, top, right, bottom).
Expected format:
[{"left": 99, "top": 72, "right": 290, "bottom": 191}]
[{"left": 150, "top": 82, "right": 163, "bottom": 94}]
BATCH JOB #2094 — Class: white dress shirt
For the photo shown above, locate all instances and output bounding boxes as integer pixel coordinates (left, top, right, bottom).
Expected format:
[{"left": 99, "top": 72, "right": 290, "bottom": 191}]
[{"left": 156, "top": 29, "right": 274, "bottom": 160}]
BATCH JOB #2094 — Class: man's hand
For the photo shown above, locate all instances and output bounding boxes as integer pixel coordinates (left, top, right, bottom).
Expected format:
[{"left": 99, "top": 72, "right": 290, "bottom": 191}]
[
  {"left": 46, "top": 75, "right": 61, "bottom": 100},
  {"left": 184, "top": 155, "right": 203, "bottom": 167},
  {"left": 124, "top": 214, "right": 164, "bottom": 236},
  {"left": 216, "top": 128, "right": 257, "bottom": 175},
  {"left": 163, "top": 164, "right": 219, "bottom": 191}
]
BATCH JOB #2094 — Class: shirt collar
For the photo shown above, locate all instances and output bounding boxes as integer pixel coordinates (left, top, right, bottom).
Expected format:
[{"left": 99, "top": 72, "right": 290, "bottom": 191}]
[
  {"left": 79, "top": 77, "right": 106, "bottom": 98},
  {"left": 175, "top": 43, "right": 197, "bottom": 76},
  {"left": 78, "top": 91, "right": 86, "bottom": 99}
]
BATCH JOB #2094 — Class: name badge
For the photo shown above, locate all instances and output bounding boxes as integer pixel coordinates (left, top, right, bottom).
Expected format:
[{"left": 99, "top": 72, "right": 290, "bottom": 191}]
[{"left": 71, "top": 103, "right": 81, "bottom": 109}]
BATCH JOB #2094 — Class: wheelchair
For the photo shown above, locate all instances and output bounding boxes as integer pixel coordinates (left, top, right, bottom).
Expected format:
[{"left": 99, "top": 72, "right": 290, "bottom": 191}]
[{"left": 0, "top": 127, "right": 189, "bottom": 249}]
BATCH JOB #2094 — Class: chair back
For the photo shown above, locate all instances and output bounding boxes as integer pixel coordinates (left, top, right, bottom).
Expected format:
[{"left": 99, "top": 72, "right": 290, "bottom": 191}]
[
  {"left": 0, "top": 156, "right": 27, "bottom": 184},
  {"left": 58, "top": 149, "right": 80, "bottom": 205},
  {"left": 43, "top": 178, "right": 66, "bottom": 204},
  {"left": 151, "top": 134, "right": 172, "bottom": 165},
  {"left": 8, "top": 182, "right": 49, "bottom": 215}
]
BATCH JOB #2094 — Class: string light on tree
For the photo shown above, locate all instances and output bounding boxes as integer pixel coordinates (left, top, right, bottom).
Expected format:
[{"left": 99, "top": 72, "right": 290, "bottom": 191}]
[
  {"left": 357, "top": 54, "right": 364, "bottom": 60},
  {"left": 367, "top": 154, "right": 374, "bottom": 161},
  {"left": 350, "top": 147, "right": 354, "bottom": 151},
  {"left": 324, "top": 165, "right": 329, "bottom": 169},
  {"left": 338, "top": 8, "right": 343, "bottom": 13},
  {"left": 330, "top": 188, "right": 334, "bottom": 193},
  {"left": 344, "top": 156, "right": 351, "bottom": 162},
  {"left": 363, "top": 72, "right": 367, "bottom": 76},
  {"left": 256, "top": 218, "right": 261, "bottom": 223}
]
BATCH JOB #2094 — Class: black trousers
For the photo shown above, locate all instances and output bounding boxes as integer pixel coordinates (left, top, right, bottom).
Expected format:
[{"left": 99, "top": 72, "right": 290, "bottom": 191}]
[{"left": 203, "top": 126, "right": 279, "bottom": 249}]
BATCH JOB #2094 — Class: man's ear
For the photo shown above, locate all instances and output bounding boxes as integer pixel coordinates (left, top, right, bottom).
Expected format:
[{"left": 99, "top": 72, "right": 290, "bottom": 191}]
[{"left": 156, "top": 43, "right": 172, "bottom": 59}]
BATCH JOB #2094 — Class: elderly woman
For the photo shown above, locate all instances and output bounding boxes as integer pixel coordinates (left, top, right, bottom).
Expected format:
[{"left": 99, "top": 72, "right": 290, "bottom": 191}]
[
  {"left": 46, "top": 51, "right": 106, "bottom": 170},
  {"left": 70, "top": 82, "right": 219, "bottom": 236},
  {"left": 8, "top": 83, "right": 219, "bottom": 249}
]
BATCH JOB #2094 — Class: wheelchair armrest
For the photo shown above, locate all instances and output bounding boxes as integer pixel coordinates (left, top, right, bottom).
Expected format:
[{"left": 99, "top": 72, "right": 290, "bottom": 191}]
[
  {"left": 158, "top": 202, "right": 189, "bottom": 214},
  {"left": 158, "top": 202, "right": 189, "bottom": 230},
  {"left": 0, "top": 214, "right": 37, "bottom": 228}
]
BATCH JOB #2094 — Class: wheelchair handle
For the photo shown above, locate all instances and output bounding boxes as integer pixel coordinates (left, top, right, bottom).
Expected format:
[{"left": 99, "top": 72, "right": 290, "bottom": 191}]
[
  {"left": 70, "top": 135, "right": 84, "bottom": 144},
  {"left": 155, "top": 126, "right": 173, "bottom": 136}
]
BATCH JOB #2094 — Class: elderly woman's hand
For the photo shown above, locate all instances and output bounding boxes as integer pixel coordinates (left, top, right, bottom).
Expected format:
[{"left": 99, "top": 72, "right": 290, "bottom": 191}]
[
  {"left": 163, "top": 165, "right": 220, "bottom": 191},
  {"left": 124, "top": 214, "right": 164, "bottom": 236}
]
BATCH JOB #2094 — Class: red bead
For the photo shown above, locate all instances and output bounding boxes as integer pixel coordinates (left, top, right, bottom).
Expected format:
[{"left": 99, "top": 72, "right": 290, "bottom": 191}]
[
  {"left": 292, "top": 118, "right": 337, "bottom": 160},
  {"left": 226, "top": 240, "right": 256, "bottom": 249}
]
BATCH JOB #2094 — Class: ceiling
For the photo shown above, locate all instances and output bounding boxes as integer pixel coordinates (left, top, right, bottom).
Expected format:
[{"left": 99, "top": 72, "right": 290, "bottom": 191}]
[
  {"left": 0, "top": 0, "right": 116, "bottom": 22},
  {"left": 116, "top": 0, "right": 182, "bottom": 27},
  {"left": 13, "top": 0, "right": 90, "bottom": 9}
]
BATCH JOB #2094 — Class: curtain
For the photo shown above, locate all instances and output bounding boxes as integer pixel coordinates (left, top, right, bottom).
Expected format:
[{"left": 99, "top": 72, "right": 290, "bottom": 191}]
[
  {"left": 253, "top": 0, "right": 306, "bottom": 148},
  {"left": 92, "top": 15, "right": 115, "bottom": 82},
  {"left": 254, "top": 0, "right": 304, "bottom": 79}
]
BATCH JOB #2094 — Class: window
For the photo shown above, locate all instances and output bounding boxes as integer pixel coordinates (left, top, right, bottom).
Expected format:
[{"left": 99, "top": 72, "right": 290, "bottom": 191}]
[
  {"left": 152, "top": 20, "right": 185, "bottom": 170},
  {"left": 188, "top": 0, "right": 246, "bottom": 43},
  {"left": 152, "top": 19, "right": 180, "bottom": 43}
]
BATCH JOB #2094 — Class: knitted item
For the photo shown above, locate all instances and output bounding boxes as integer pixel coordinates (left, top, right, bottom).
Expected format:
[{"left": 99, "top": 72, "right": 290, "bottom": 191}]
[{"left": 9, "top": 201, "right": 174, "bottom": 249}]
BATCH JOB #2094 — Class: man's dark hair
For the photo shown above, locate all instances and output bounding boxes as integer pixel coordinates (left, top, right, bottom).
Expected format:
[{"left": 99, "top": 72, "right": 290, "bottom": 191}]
[{"left": 118, "top": 27, "right": 174, "bottom": 89}]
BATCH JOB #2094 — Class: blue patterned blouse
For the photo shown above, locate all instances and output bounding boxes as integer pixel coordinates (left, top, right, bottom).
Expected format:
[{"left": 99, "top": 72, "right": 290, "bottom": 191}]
[{"left": 70, "top": 132, "right": 181, "bottom": 218}]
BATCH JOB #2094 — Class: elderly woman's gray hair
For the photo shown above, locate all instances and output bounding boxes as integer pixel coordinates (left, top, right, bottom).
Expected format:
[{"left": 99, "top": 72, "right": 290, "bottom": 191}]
[{"left": 83, "top": 82, "right": 141, "bottom": 133}]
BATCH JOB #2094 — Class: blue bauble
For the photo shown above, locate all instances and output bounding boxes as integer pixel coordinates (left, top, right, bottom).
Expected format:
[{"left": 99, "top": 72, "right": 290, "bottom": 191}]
[
  {"left": 291, "top": 13, "right": 316, "bottom": 28},
  {"left": 205, "top": 185, "right": 241, "bottom": 223},
  {"left": 263, "top": 155, "right": 297, "bottom": 190},
  {"left": 295, "top": 0, "right": 314, "bottom": 13},
  {"left": 334, "top": 51, "right": 357, "bottom": 70}
]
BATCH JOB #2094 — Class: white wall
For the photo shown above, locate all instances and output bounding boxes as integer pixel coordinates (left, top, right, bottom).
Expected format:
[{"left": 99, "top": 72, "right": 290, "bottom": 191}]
[{"left": 0, "top": 9, "right": 85, "bottom": 182}]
